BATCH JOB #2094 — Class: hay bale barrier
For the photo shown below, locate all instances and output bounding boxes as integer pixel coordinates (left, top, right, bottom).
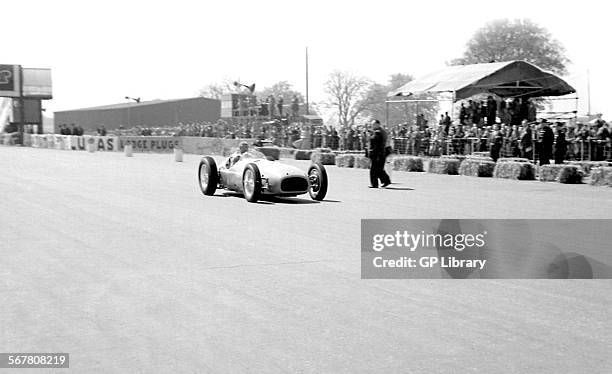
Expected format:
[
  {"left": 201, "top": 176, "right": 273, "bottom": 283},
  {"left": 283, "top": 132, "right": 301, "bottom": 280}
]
[
  {"left": 565, "top": 161, "right": 611, "bottom": 175},
  {"left": 294, "top": 150, "right": 313, "bottom": 160},
  {"left": 310, "top": 152, "right": 336, "bottom": 165},
  {"left": 459, "top": 158, "right": 496, "bottom": 177},
  {"left": 466, "top": 155, "right": 494, "bottom": 162},
  {"left": 590, "top": 167, "right": 612, "bottom": 186},
  {"left": 391, "top": 156, "right": 424, "bottom": 172},
  {"left": 441, "top": 154, "right": 466, "bottom": 162},
  {"left": 539, "top": 165, "right": 583, "bottom": 184},
  {"left": 335, "top": 154, "right": 355, "bottom": 168},
  {"left": 427, "top": 158, "right": 460, "bottom": 175},
  {"left": 471, "top": 152, "right": 489, "bottom": 158},
  {"left": 493, "top": 161, "right": 535, "bottom": 180},
  {"left": 354, "top": 155, "right": 371, "bottom": 169},
  {"left": 255, "top": 146, "right": 281, "bottom": 160},
  {"left": 497, "top": 157, "right": 530, "bottom": 163}
]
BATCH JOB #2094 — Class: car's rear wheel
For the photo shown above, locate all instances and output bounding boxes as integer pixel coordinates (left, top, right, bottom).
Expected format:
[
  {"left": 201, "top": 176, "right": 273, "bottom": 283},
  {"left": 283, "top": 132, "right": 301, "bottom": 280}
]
[
  {"left": 198, "top": 156, "right": 218, "bottom": 196},
  {"left": 308, "top": 163, "right": 328, "bottom": 201},
  {"left": 243, "top": 163, "right": 262, "bottom": 203}
]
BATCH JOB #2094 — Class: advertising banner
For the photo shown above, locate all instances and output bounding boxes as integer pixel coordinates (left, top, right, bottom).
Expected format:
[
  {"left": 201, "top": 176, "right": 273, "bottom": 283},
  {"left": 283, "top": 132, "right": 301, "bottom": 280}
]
[
  {"left": 118, "top": 136, "right": 181, "bottom": 153},
  {"left": 78, "top": 136, "right": 119, "bottom": 151},
  {"left": 45, "top": 134, "right": 55, "bottom": 149},
  {"left": 25, "top": 135, "right": 257, "bottom": 155},
  {"left": 54, "top": 135, "right": 71, "bottom": 150},
  {"left": 0, "top": 64, "right": 20, "bottom": 97},
  {"left": 27, "top": 135, "right": 119, "bottom": 151}
]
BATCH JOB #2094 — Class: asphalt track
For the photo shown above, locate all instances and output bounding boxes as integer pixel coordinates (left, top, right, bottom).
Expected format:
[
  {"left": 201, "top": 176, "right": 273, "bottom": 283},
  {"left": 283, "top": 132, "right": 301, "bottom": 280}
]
[{"left": 1, "top": 146, "right": 611, "bottom": 373}]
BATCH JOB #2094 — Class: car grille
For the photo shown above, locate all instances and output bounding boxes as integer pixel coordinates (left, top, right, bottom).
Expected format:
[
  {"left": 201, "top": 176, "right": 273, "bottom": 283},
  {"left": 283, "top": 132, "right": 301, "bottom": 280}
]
[{"left": 281, "top": 177, "right": 308, "bottom": 192}]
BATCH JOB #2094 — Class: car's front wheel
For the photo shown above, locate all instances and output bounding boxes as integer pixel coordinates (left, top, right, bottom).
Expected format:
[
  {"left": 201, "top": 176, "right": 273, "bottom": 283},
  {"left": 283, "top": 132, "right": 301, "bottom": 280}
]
[
  {"left": 308, "top": 163, "right": 328, "bottom": 201},
  {"left": 243, "top": 163, "right": 262, "bottom": 203},
  {"left": 198, "top": 156, "right": 218, "bottom": 196}
]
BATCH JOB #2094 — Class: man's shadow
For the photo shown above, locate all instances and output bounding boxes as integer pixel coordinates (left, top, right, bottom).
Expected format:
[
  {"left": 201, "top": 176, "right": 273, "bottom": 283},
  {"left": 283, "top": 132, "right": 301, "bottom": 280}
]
[
  {"left": 383, "top": 186, "right": 414, "bottom": 191},
  {"left": 382, "top": 183, "right": 414, "bottom": 191}
]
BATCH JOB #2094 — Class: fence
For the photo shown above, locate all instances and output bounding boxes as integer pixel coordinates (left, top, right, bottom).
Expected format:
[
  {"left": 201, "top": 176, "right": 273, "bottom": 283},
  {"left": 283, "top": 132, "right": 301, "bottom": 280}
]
[{"left": 390, "top": 137, "right": 612, "bottom": 162}]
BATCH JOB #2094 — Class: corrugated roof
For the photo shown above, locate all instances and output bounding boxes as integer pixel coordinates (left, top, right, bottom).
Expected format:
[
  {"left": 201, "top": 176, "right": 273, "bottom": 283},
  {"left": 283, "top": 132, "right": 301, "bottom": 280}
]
[
  {"left": 56, "top": 97, "right": 218, "bottom": 113},
  {"left": 389, "top": 61, "right": 575, "bottom": 100}
]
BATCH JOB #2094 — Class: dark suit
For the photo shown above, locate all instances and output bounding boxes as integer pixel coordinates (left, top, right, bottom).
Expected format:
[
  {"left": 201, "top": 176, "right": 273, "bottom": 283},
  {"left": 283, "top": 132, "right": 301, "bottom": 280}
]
[
  {"left": 368, "top": 128, "right": 390, "bottom": 187},
  {"left": 490, "top": 131, "right": 503, "bottom": 162},
  {"left": 520, "top": 128, "right": 533, "bottom": 160},
  {"left": 539, "top": 125, "right": 554, "bottom": 165},
  {"left": 486, "top": 98, "right": 497, "bottom": 125},
  {"left": 554, "top": 131, "right": 567, "bottom": 164}
]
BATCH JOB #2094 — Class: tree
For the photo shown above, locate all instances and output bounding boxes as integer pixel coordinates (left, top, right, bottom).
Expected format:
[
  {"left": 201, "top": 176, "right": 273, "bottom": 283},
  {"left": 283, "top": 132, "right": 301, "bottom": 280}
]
[
  {"left": 359, "top": 73, "right": 439, "bottom": 127},
  {"left": 451, "top": 19, "right": 569, "bottom": 75},
  {"left": 324, "top": 70, "right": 373, "bottom": 128},
  {"left": 198, "top": 79, "right": 236, "bottom": 100},
  {"left": 361, "top": 74, "right": 413, "bottom": 123},
  {"left": 257, "top": 81, "right": 304, "bottom": 104},
  {"left": 388, "top": 73, "right": 414, "bottom": 91}
]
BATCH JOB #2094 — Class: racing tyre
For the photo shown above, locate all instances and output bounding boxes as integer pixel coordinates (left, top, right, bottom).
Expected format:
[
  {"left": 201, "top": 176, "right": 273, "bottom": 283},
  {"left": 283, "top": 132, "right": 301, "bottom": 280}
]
[
  {"left": 243, "top": 163, "right": 262, "bottom": 203},
  {"left": 308, "top": 163, "right": 328, "bottom": 201},
  {"left": 198, "top": 156, "right": 218, "bottom": 196}
]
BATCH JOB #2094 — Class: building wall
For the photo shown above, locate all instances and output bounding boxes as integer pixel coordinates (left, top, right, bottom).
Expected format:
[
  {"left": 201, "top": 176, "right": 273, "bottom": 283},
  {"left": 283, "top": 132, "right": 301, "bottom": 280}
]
[{"left": 54, "top": 97, "right": 220, "bottom": 133}]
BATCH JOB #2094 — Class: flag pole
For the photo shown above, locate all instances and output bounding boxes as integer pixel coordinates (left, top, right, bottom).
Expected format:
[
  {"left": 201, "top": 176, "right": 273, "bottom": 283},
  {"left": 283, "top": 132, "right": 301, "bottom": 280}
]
[{"left": 305, "top": 47, "right": 309, "bottom": 115}]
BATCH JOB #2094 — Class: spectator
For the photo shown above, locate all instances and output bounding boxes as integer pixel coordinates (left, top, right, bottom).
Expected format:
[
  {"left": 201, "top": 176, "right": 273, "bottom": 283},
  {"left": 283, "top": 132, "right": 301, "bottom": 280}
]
[
  {"left": 489, "top": 125, "right": 503, "bottom": 161},
  {"left": 538, "top": 120, "right": 554, "bottom": 165},
  {"left": 527, "top": 99, "right": 537, "bottom": 122},
  {"left": 519, "top": 121, "right": 533, "bottom": 160},
  {"left": 486, "top": 96, "right": 497, "bottom": 125},
  {"left": 459, "top": 103, "right": 467, "bottom": 124},
  {"left": 277, "top": 96, "right": 284, "bottom": 116},
  {"left": 269, "top": 95, "right": 276, "bottom": 117},
  {"left": 472, "top": 102, "right": 481, "bottom": 126},
  {"left": 367, "top": 120, "right": 391, "bottom": 188},
  {"left": 554, "top": 123, "right": 567, "bottom": 164}
]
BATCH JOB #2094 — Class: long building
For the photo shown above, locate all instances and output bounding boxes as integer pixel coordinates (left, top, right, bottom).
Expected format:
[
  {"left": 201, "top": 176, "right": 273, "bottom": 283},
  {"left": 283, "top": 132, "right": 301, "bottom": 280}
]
[{"left": 54, "top": 97, "right": 220, "bottom": 133}]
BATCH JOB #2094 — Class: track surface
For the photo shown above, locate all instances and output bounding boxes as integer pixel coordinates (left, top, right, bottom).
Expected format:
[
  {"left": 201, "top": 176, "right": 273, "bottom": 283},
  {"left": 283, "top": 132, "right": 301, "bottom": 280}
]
[{"left": 1, "top": 146, "right": 611, "bottom": 373}]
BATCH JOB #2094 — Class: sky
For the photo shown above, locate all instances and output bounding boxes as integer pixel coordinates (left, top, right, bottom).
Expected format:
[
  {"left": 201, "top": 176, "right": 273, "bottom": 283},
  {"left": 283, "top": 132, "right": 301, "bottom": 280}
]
[{"left": 3, "top": 0, "right": 610, "bottom": 118}]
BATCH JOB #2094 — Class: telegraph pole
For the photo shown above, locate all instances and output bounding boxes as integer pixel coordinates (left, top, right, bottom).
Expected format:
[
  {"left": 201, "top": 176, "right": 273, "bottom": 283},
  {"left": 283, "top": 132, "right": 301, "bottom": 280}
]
[
  {"left": 305, "top": 47, "right": 309, "bottom": 115},
  {"left": 19, "top": 65, "right": 25, "bottom": 144},
  {"left": 586, "top": 69, "right": 591, "bottom": 116}
]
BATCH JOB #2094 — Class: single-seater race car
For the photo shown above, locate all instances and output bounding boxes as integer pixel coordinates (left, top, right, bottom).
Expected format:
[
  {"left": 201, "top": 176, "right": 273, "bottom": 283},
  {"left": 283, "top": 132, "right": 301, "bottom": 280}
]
[{"left": 198, "top": 150, "right": 328, "bottom": 203}]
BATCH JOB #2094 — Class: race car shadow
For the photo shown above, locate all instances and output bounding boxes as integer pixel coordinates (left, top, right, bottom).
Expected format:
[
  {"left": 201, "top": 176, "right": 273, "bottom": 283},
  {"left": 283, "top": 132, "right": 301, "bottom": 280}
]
[
  {"left": 217, "top": 192, "right": 319, "bottom": 205},
  {"left": 266, "top": 196, "right": 320, "bottom": 205}
]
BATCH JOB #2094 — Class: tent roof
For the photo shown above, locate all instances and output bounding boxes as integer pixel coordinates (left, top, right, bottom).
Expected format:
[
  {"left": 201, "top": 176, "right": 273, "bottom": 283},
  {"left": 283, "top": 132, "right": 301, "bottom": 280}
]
[{"left": 388, "top": 61, "right": 575, "bottom": 100}]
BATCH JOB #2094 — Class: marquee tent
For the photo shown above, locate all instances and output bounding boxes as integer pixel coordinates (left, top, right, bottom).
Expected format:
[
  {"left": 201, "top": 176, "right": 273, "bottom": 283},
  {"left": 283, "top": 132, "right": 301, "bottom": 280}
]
[{"left": 388, "top": 61, "right": 575, "bottom": 100}]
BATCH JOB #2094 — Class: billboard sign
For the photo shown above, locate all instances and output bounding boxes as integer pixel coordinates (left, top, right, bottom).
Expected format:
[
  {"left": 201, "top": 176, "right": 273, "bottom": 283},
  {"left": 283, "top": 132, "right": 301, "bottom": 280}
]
[
  {"left": 22, "top": 68, "right": 52, "bottom": 99},
  {"left": 0, "top": 64, "right": 21, "bottom": 97}
]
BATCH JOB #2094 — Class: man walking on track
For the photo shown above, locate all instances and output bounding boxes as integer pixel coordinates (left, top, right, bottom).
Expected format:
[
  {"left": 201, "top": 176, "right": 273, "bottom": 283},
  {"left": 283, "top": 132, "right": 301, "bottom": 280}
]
[{"left": 367, "top": 120, "right": 391, "bottom": 188}]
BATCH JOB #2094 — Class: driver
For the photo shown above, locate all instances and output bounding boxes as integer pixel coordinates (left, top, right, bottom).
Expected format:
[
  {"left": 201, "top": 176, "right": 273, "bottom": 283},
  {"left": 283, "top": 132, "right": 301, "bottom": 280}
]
[{"left": 229, "top": 141, "right": 250, "bottom": 166}]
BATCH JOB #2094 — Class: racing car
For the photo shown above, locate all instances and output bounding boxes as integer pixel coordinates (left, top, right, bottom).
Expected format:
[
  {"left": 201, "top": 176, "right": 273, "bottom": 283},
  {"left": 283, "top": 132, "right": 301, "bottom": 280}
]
[{"left": 197, "top": 150, "right": 328, "bottom": 203}]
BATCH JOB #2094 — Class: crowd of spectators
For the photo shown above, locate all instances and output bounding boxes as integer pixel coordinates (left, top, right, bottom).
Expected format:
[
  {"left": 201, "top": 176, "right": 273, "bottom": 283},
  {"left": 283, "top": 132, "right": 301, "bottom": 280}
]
[
  {"left": 57, "top": 124, "right": 85, "bottom": 136},
  {"left": 386, "top": 95, "right": 612, "bottom": 162},
  {"left": 53, "top": 94, "right": 611, "bottom": 163}
]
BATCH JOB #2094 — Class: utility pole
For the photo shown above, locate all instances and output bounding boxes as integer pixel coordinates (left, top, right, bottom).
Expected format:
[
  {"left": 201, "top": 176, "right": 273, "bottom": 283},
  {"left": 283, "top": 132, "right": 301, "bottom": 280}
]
[
  {"left": 125, "top": 96, "right": 140, "bottom": 129},
  {"left": 586, "top": 69, "right": 591, "bottom": 116},
  {"left": 305, "top": 47, "right": 309, "bottom": 115},
  {"left": 19, "top": 65, "right": 25, "bottom": 143}
]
